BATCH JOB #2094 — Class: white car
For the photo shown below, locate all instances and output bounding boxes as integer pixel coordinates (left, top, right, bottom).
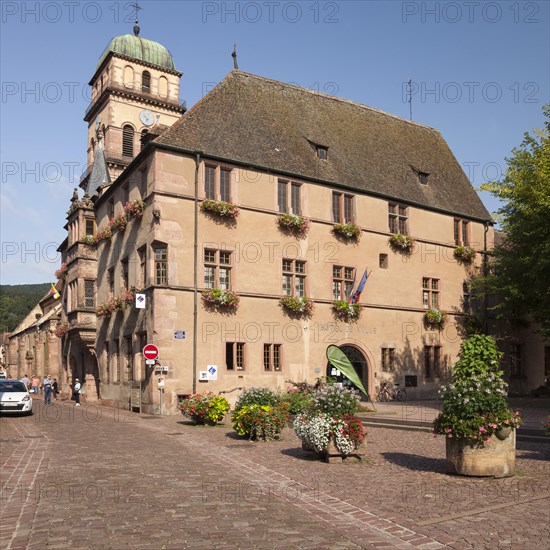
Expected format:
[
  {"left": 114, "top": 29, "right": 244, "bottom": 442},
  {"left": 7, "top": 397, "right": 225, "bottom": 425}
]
[{"left": 0, "top": 379, "right": 33, "bottom": 415}]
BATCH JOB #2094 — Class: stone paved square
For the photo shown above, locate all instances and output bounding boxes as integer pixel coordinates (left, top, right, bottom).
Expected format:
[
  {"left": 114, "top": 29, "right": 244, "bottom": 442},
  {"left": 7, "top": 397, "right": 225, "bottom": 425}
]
[{"left": 1, "top": 400, "right": 548, "bottom": 549}]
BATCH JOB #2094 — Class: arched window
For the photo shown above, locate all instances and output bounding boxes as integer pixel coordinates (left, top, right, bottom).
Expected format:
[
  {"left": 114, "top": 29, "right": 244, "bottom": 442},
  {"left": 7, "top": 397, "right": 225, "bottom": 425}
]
[
  {"left": 140, "top": 129, "right": 149, "bottom": 151},
  {"left": 124, "top": 65, "right": 134, "bottom": 88},
  {"left": 122, "top": 125, "right": 134, "bottom": 158},
  {"left": 90, "top": 137, "right": 96, "bottom": 155},
  {"left": 142, "top": 71, "right": 151, "bottom": 93},
  {"left": 158, "top": 76, "right": 168, "bottom": 97}
]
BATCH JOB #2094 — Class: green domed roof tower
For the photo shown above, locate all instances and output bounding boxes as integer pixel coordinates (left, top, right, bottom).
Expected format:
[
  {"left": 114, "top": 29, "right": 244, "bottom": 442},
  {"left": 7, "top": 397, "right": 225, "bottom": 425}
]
[
  {"left": 97, "top": 33, "right": 175, "bottom": 71},
  {"left": 83, "top": 20, "right": 185, "bottom": 194}
]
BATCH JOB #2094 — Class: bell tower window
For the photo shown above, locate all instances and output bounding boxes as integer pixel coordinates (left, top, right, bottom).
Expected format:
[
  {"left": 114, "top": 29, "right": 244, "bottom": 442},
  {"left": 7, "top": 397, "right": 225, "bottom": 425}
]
[
  {"left": 122, "top": 125, "right": 134, "bottom": 158},
  {"left": 142, "top": 71, "right": 151, "bottom": 93}
]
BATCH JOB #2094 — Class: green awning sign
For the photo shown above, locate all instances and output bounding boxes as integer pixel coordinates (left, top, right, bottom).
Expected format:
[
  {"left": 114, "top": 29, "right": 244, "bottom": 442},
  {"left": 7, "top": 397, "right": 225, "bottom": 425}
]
[{"left": 326, "top": 345, "right": 368, "bottom": 397}]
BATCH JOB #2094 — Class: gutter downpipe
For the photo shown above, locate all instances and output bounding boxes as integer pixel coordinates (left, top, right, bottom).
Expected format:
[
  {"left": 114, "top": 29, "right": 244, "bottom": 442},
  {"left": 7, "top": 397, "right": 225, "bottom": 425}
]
[
  {"left": 193, "top": 152, "right": 201, "bottom": 394},
  {"left": 483, "top": 221, "right": 490, "bottom": 334}
]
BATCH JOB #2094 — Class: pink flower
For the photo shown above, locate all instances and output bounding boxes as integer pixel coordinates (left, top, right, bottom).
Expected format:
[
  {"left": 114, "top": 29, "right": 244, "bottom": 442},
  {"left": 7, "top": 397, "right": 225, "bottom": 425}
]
[{"left": 479, "top": 427, "right": 487, "bottom": 433}]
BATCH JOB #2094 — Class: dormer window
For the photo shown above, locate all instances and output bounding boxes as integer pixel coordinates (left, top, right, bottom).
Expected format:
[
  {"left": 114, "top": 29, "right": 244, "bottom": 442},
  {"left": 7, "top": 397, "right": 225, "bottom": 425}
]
[
  {"left": 142, "top": 71, "right": 151, "bottom": 93},
  {"left": 316, "top": 146, "right": 328, "bottom": 160},
  {"left": 418, "top": 172, "right": 429, "bottom": 185}
]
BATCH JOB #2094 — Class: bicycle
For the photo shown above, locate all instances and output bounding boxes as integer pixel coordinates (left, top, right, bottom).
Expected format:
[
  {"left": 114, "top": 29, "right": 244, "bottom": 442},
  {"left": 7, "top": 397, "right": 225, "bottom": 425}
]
[{"left": 377, "top": 382, "right": 407, "bottom": 402}]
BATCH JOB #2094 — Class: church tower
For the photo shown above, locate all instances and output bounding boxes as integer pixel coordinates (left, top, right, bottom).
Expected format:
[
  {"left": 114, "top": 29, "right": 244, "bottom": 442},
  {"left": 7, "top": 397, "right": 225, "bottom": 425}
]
[{"left": 82, "top": 19, "right": 185, "bottom": 191}]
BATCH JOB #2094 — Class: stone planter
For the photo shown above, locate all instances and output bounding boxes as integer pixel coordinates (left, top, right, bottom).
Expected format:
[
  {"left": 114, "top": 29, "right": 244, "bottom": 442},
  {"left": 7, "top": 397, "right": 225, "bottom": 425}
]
[{"left": 446, "top": 429, "right": 516, "bottom": 478}]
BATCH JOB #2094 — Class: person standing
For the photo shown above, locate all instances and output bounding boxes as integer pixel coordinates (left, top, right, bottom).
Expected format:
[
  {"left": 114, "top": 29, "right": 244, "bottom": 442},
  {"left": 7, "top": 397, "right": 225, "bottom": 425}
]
[
  {"left": 52, "top": 378, "right": 59, "bottom": 400},
  {"left": 20, "top": 374, "right": 30, "bottom": 389},
  {"left": 43, "top": 375, "right": 53, "bottom": 405},
  {"left": 73, "top": 378, "right": 81, "bottom": 406},
  {"left": 31, "top": 375, "right": 40, "bottom": 395}
]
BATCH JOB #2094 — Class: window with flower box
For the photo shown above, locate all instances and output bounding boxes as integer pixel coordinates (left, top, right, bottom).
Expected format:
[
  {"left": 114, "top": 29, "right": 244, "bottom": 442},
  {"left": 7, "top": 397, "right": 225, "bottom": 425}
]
[
  {"left": 388, "top": 203, "right": 408, "bottom": 234},
  {"left": 204, "top": 249, "right": 232, "bottom": 290},
  {"left": 85, "top": 218, "right": 95, "bottom": 239},
  {"left": 332, "top": 266, "right": 355, "bottom": 300},
  {"left": 424, "top": 345, "right": 441, "bottom": 379},
  {"left": 332, "top": 192, "right": 354, "bottom": 223},
  {"left": 422, "top": 277, "right": 440, "bottom": 309},
  {"left": 282, "top": 259, "right": 306, "bottom": 297},
  {"left": 226, "top": 342, "right": 245, "bottom": 370},
  {"left": 454, "top": 219, "right": 470, "bottom": 246},
  {"left": 278, "top": 179, "right": 301, "bottom": 215},
  {"left": 204, "top": 165, "right": 232, "bottom": 202},
  {"left": 381, "top": 348, "right": 396, "bottom": 372},
  {"left": 263, "top": 344, "right": 282, "bottom": 371}
]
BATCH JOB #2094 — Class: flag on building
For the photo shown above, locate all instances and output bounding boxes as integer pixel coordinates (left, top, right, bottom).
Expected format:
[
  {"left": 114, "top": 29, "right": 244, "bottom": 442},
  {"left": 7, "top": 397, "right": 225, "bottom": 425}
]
[
  {"left": 51, "top": 283, "right": 60, "bottom": 300},
  {"left": 350, "top": 269, "right": 369, "bottom": 304}
]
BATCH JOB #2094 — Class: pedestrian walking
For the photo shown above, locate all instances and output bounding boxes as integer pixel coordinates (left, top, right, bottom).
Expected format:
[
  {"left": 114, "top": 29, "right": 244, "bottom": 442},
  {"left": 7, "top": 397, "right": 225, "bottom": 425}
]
[
  {"left": 52, "top": 378, "right": 59, "bottom": 399},
  {"left": 31, "top": 375, "right": 40, "bottom": 395},
  {"left": 20, "top": 374, "right": 30, "bottom": 389},
  {"left": 43, "top": 375, "right": 53, "bottom": 405},
  {"left": 73, "top": 378, "right": 81, "bottom": 406}
]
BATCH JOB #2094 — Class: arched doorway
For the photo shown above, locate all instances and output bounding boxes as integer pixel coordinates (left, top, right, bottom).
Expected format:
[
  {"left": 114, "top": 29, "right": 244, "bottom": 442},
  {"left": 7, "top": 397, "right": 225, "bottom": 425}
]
[{"left": 326, "top": 345, "right": 370, "bottom": 398}]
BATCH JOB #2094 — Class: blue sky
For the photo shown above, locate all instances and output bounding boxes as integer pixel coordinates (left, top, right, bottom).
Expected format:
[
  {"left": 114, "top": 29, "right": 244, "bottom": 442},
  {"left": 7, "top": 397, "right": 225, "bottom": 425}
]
[{"left": 1, "top": 0, "right": 548, "bottom": 285}]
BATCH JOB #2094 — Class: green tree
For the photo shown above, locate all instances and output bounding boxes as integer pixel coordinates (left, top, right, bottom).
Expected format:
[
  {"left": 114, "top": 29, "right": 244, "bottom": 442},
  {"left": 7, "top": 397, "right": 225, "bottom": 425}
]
[{"left": 480, "top": 105, "right": 550, "bottom": 336}]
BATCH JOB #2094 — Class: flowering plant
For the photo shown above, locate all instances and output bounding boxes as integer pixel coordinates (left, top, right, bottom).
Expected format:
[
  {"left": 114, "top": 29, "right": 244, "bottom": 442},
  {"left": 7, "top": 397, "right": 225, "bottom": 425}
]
[
  {"left": 87, "top": 199, "right": 144, "bottom": 246},
  {"left": 234, "top": 387, "right": 279, "bottom": 411},
  {"left": 293, "top": 412, "right": 366, "bottom": 454},
  {"left": 54, "top": 323, "right": 69, "bottom": 338},
  {"left": 279, "top": 296, "right": 313, "bottom": 317},
  {"left": 424, "top": 308, "right": 447, "bottom": 329},
  {"left": 96, "top": 290, "right": 134, "bottom": 317},
  {"left": 389, "top": 233, "right": 415, "bottom": 253},
  {"left": 433, "top": 334, "right": 523, "bottom": 446},
  {"left": 180, "top": 392, "right": 230, "bottom": 424},
  {"left": 55, "top": 263, "right": 68, "bottom": 280},
  {"left": 232, "top": 404, "right": 289, "bottom": 441},
  {"left": 331, "top": 300, "right": 361, "bottom": 322},
  {"left": 313, "top": 384, "right": 360, "bottom": 416},
  {"left": 202, "top": 289, "right": 239, "bottom": 311},
  {"left": 200, "top": 199, "right": 240, "bottom": 219},
  {"left": 276, "top": 213, "right": 310, "bottom": 237},
  {"left": 280, "top": 385, "right": 315, "bottom": 414},
  {"left": 453, "top": 246, "right": 476, "bottom": 263},
  {"left": 333, "top": 223, "right": 361, "bottom": 241}
]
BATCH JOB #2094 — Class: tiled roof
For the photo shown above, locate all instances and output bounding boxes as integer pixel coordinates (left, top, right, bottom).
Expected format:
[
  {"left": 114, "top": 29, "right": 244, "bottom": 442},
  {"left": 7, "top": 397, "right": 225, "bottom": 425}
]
[{"left": 157, "top": 70, "right": 491, "bottom": 220}]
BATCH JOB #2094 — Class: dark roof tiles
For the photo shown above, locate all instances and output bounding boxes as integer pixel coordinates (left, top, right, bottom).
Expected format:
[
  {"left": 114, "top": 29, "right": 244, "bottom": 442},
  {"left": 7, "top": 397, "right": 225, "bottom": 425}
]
[{"left": 157, "top": 70, "right": 490, "bottom": 220}]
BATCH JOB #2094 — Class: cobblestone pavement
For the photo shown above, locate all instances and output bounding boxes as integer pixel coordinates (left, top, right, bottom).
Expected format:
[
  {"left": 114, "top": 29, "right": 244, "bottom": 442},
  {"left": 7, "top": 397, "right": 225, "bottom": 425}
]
[{"left": 1, "top": 400, "right": 548, "bottom": 550}]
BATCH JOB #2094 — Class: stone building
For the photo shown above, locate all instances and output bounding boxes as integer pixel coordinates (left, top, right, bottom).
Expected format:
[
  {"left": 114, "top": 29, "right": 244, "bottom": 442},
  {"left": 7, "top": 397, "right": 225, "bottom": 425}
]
[{"left": 7, "top": 24, "right": 549, "bottom": 411}]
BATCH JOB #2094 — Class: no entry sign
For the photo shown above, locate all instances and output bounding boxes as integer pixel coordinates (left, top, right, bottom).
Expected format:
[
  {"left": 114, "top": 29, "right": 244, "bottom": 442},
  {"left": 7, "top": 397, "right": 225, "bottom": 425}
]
[{"left": 143, "top": 344, "right": 159, "bottom": 361}]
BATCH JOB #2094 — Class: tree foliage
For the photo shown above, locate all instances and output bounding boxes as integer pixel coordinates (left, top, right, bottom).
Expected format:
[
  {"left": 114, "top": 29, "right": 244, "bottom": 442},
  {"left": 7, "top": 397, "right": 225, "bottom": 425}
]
[
  {"left": 480, "top": 105, "right": 550, "bottom": 336},
  {"left": 0, "top": 284, "right": 50, "bottom": 333}
]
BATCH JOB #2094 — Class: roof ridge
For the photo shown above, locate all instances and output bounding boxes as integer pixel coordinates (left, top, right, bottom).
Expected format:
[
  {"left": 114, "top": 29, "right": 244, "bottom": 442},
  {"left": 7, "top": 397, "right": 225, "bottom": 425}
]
[{"left": 233, "top": 70, "right": 438, "bottom": 132}]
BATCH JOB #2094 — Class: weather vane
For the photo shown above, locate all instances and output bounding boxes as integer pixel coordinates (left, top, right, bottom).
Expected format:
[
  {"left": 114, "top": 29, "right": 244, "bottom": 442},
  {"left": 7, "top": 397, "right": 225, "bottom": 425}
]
[
  {"left": 232, "top": 44, "right": 239, "bottom": 70},
  {"left": 131, "top": 2, "right": 142, "bottom": 35}
]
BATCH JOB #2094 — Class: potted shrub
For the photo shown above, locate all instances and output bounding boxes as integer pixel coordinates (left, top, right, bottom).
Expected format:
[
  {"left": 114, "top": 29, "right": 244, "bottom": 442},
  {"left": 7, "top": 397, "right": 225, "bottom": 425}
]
[
  {"left": 453, "top": 245, "right": 476, "bottom": 263},
  {"left": 200, "top": 199, "right": 240, "bottom": 219},
  {"left": 389, "top": 233, "right": 415, "bottom": 253},
  {"left": 433, "top": 334, "right": 523, "bottom": 477},
  {"left": 280, "top": 296, "right": 314, "bottom": 317},
  {"left": 424, "top": 308, "right": 447, "bottom": 330},
  {"left": 276, "top": 213, "right": 310, "bottom": 237},
  {"left": 293, "top": 384, "right": 367, "bottom": 463},
  {"left": 202, "top": 289, "right": 239, "bottom": 311},
  {"left": 180, "top": 392, "right": 230, "bottom": 425},
  {"left": 333, "top": 222, "right": 361, "bottom": 242},
  {"left": 231, "top": 387, "right": 288, "bottom": 441},
  {"left": 332, "top": 300, "right": 362, "bottom": 322}
]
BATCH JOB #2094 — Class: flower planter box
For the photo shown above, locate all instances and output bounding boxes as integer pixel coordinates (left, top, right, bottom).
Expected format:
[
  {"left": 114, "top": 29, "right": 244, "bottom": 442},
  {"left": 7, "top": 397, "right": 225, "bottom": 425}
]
[
  {"left": 445, "top": 428, "right": 516, "bottom": 478},
  {"left": 324, "top": 434, "right": 367, "bottom": 463}
]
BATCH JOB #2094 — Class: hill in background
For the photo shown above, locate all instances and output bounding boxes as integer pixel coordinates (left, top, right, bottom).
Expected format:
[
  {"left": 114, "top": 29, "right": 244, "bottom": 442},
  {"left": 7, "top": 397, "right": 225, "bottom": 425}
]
[{"left": 0, "top": 284, "right": 50, "bottom": 333}]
